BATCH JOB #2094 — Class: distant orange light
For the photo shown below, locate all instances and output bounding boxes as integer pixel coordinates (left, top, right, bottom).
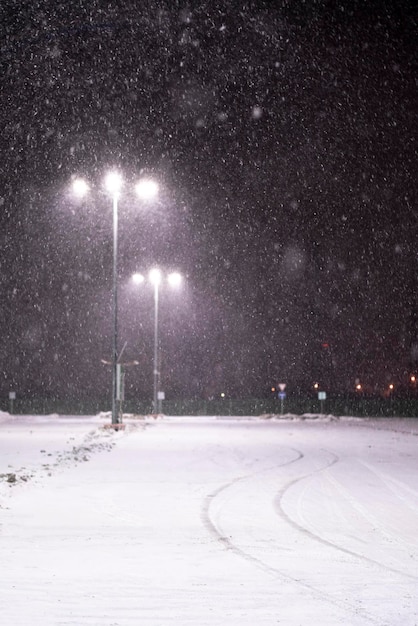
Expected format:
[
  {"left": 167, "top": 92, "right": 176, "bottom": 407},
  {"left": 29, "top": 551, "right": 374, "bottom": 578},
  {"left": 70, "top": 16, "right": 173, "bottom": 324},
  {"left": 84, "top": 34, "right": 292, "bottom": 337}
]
[
  {"left": 356, "top": 384, "right": 362, "bottom": 391},
  {"left": 389, "top": 384, "right": 394, "bottom": 390},
  {"left": 271, "top": 387, "right": 276, "bottom": 393},
  {"left": 313, "top": 382, "right": 319, "bottom": 389},
  {"left": 410, "top": 375, "right": 416, "bottom": 383}
]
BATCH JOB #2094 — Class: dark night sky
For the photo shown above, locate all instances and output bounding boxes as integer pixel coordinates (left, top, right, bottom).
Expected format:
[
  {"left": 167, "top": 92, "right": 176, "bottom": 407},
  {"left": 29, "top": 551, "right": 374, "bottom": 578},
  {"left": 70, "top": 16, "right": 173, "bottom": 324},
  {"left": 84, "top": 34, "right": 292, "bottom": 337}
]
[{"left": 0, "top": 0, "right": 417, "bottom": 404}]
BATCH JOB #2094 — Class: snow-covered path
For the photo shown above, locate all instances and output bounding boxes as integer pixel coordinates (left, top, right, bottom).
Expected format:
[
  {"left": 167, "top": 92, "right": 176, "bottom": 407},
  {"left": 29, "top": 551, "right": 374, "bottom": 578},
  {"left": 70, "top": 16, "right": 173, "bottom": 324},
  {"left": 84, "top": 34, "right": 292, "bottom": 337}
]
[{"left": 1, "top": 415, "right": 417, "bottom": 625}]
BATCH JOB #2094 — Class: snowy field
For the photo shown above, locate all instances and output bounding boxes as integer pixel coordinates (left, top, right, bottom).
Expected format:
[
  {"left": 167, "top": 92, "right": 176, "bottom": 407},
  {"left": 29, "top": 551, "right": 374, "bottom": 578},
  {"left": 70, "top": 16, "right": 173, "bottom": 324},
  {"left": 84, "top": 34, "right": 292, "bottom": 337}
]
[{"left": 1, "top": 412, "right": 417, "bottom": 625}]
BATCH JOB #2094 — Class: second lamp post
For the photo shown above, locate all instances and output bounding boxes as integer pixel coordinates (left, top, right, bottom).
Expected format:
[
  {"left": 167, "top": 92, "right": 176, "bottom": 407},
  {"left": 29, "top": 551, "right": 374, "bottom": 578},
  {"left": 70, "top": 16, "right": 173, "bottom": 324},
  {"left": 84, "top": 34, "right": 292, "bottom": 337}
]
[{"left": 132, "top": 270, "right": 182, "bottom": 413}]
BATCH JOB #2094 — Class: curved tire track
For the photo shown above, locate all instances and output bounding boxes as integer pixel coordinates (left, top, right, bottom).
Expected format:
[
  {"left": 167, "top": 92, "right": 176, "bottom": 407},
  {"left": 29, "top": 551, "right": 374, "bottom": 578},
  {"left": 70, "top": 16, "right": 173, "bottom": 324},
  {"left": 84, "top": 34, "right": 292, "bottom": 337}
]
[
  {"left": 274, "top": 451, "right": 418, "bottom": 583},
  {"left": 201, "top": 447, "right": 389, "bottom": 626}
]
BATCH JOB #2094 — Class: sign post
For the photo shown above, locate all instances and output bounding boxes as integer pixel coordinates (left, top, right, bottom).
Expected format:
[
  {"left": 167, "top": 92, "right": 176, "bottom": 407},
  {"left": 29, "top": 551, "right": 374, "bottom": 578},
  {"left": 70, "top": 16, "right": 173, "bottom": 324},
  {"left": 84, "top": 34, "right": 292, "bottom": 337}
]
[
  {"left": 318, "top": 391, "right": 327, "bottom": 414},
  {"left": 9, "top": 391, "right": 16, "bottom": 414},
  {"left": 157, "top": 390, "right": 165, "bottom": 414},
  {"left": 278, "top": 383, "right": 287, "bottom": 415}
]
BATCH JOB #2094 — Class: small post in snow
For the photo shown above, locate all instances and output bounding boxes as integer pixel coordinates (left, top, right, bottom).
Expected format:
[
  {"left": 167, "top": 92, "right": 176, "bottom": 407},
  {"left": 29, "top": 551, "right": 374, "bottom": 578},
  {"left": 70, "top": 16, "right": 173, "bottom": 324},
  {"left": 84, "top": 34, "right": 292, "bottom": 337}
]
[
  {"left": 318, "top": 390, "right": 327, "bottom": 414},
  {"left": 9, "top": 391, "right": 16, "bottom": 414},
  {"left": 278, "top": 383, "right": 286, "bottom": 415}
]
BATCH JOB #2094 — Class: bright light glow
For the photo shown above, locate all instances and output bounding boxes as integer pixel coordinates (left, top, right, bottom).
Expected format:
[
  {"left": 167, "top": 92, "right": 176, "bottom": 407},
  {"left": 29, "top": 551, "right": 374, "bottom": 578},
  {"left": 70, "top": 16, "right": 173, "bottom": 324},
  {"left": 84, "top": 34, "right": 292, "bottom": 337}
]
[
  {"left": 132, "top": 273, "right": 145, "bottom": 285},
  {"left": 356, "top": 384, "right": 362, "bottom": 391},
  {"left": 313, "top": 382, "right": 319, "bottom": 389},
  {"left": 149, "top": 268, "right": 162, "bottom": 286},
  {"left": 105, "top": 171, "right": 123, "bottom": 195},
  {"left": 411, "top": 375, "right": 416, "bottom": 383},
  {"left": 220, "top": 392, "right": 225, "bottom": 398},
  {"left": 135, "top": 178, "right": 159, "bottom": 200},
  {"left": 389, "top": 383, "right": 394, "bottom": 390},
  {"left": 72, "top": 178, "right": 89, "bottom": 198},
  {"left": 167, "top": 272, "right": 182, "bottom": 288}
]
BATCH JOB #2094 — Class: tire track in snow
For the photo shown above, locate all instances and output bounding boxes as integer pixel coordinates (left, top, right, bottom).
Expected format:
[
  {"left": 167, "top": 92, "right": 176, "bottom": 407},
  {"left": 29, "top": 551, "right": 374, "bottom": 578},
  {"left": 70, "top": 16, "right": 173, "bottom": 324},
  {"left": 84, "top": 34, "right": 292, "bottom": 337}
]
[
  {"left": 274, "top": 451, "right": 418, "bottom": 583},
  {"left": 359, "top": 459, "right": 418, "bottom": 516},
  {"left": 201, "top": 447, "right": 390, "bottom": 626}
]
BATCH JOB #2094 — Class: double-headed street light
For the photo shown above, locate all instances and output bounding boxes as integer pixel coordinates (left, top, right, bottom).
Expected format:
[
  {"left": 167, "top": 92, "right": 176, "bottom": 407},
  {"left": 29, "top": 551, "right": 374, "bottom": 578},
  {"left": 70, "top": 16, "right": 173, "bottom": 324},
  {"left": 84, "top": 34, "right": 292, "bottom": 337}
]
[
  {"left": 105, "top": 172, "right": 122, "bottom": 426},
  {"left": 72, "top": 172, "right": 158, "bottom": 426},
  {"left": 132, "top": 269, "right": 183, "bottom": 413}
]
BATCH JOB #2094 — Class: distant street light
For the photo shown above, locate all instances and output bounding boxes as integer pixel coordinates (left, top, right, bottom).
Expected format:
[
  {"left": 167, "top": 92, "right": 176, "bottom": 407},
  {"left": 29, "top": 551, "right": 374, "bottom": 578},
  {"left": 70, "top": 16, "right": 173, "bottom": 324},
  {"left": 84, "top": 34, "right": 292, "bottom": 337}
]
[
  {"left": 135, "top": 179, "right": 159, "bottom": 201},
  {"left": 71, "top": 173, "right": 159, "bottom": 426},
  {"left": 149, "top": 268, "right": 163, "bottom": 414},
  {"left": 167, "top": 272, "right": 182, "bottom": 288},
  {"left": 132, "top": 269, "right": 183, "bottom": 413},
  {"left": 72, "top": 177, "right": 89, "bottom": 198},
  {"left": 132, "top": 272, "right": 145, "bottom": 285}
]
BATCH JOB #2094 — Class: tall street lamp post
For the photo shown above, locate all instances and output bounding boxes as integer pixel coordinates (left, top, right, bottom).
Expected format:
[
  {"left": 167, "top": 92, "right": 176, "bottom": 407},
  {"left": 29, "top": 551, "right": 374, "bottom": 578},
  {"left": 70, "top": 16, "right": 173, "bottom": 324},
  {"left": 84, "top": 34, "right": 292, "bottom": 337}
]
[
  {"left": 132, "top": 270, "right": 183, "bottom": 414},
  {"left": 104, "top": 172, "right": 123, "bottom": 425},
  {"left": 72, "top": 173, "right": 158, "bottom": 426}
]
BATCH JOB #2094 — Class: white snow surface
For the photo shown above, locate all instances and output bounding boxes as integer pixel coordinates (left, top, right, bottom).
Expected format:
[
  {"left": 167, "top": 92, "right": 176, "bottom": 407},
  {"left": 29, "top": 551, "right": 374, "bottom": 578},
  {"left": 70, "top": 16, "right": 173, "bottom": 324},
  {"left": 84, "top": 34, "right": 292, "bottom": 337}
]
[{"left": 1, "top": 412, "right": 417, "bottom": 625}]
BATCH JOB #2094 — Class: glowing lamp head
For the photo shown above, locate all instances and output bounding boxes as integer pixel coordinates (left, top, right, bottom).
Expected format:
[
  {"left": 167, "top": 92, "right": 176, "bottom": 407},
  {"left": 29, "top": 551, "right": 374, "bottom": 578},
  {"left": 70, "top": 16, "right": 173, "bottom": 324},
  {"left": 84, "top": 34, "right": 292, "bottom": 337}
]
[
  {"left": 167, "top": 272, "right": 182, "bottom": 288},
  {"left": 105, "top": 171, "right": 123, "bottom": 195},
  {"left": 132, "top": 273, "right": 145, "bottom": 285},
  {"left": 135, "top": 178, "right": 159, "bottom": 201},
  {"left": 149, "top": 268, "right": 162, "bottom": 286},
  {"left": 72, "top": 177, "right": 89, "bottom": 198}
]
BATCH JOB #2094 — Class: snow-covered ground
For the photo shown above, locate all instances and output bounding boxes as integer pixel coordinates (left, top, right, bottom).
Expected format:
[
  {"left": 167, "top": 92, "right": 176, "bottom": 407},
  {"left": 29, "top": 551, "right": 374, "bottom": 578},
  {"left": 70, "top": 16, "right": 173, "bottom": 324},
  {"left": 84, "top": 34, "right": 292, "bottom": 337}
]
[{"left": 1, "top": 412, "right": 417, "bottom": 625}]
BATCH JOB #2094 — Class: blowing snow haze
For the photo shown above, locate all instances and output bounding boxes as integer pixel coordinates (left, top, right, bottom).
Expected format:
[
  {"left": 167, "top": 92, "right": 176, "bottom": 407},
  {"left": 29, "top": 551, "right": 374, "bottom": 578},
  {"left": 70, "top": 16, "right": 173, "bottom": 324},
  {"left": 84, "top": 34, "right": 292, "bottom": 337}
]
[{"left": 0, "top": 1, "right": 416, "bottom": 404}]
